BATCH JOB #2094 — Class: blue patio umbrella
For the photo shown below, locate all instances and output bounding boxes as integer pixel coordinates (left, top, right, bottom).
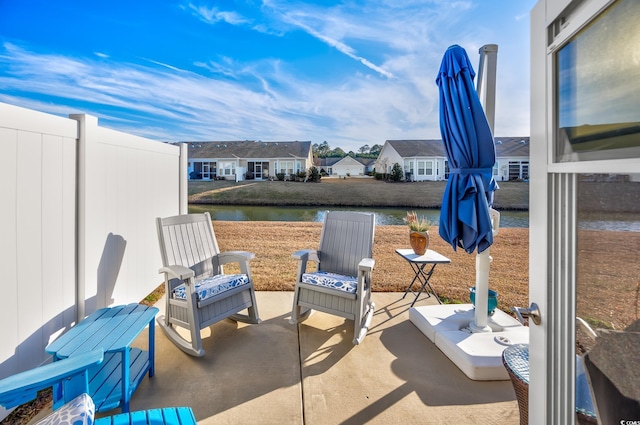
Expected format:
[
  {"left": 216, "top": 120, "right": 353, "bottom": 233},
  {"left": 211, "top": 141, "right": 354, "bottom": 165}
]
[
  {"left": 436, "top": 44, "right": 498, "bottom": 332},
  {"left": 436, "top": 44, "right": 497, "bottom": 255}
]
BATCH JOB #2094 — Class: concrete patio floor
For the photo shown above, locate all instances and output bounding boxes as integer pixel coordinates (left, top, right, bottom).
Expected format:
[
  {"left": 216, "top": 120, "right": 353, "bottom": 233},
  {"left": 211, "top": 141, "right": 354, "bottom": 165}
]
[{"left": 121, "top": 292, "right": 520, "bottom": 424}]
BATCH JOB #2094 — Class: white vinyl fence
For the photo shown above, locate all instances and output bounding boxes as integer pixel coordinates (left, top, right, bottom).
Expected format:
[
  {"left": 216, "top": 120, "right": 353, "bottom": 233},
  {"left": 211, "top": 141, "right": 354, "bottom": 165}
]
[{"left": 0, "top": 102, "right": 187, "bottom": 418}]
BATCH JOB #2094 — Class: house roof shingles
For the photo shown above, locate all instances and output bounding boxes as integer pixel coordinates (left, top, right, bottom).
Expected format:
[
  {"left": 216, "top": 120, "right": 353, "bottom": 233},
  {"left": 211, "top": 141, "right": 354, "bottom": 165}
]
[{"left": 187, "top": 140, "right": 312, "bottom": 159}]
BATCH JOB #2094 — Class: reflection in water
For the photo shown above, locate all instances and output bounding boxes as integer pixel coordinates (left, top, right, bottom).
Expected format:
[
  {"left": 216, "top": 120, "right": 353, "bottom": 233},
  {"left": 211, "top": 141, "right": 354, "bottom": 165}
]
[
  {"left": 189, "top": 204, "right": 640, "bottom": 231},
  {"left": 188, "top": 204, "right": 531, "bottom": 227}
]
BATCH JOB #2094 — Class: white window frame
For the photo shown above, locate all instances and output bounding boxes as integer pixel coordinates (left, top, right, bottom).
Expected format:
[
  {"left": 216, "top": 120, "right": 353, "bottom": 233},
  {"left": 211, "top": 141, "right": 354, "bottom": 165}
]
[
  {"left": 219, "top": 161, "right": 236, "bottom": 176},
  {"left": 530, "top": 0, "right": 640, "bottom": 423}
]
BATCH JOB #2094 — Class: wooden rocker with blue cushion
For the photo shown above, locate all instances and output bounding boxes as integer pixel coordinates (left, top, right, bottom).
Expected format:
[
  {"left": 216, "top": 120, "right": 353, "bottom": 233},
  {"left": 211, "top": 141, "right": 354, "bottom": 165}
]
[
  {"left": 290, "top": 211, "right": 376, "bottom": 345},
  {"left": 156, "top": 212, "right": 261, "bottom": 357},
  {"left": 0, "top": 349, "right": 197, "bottom": 424}
]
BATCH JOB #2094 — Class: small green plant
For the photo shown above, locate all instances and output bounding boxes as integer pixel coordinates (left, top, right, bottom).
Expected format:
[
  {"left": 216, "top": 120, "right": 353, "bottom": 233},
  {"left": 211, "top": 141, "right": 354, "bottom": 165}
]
[
  {"left": 390, "top": 163, "right": 403, "bottom": 181},
  {"left": 404, "top": 211, "right": 431, "bottom": 232},
  {"left": 307, "top": 166, "right": 321, "bottom": 182}
]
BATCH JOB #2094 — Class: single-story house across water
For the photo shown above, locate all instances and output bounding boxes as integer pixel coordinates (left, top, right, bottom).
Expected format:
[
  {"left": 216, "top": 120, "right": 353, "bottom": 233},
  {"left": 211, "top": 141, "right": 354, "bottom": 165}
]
[
  {"left": 187, "top": 140, "right": 313, "bottom": 181},
  {"left": 314, "top": 156, "right": 376, "bottom": 177},
  {"left": 374, "top": 138, "right": 530, "bottom": 181}
]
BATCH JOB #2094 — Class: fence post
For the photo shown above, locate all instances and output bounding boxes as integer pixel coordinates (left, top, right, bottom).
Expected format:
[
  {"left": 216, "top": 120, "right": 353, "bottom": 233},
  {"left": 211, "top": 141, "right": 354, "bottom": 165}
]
[
  {"left": 69, "top": 113, "right": 97, "bottom": 323},
  {"left": 179, "top": 143, "right": 188, "bottom": 214}
]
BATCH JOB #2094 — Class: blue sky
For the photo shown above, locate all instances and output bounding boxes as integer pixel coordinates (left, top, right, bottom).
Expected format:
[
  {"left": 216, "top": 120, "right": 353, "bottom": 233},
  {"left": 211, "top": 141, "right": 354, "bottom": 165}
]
[{"left": 0, "top": 0, "right": 536, "bottom": 153}]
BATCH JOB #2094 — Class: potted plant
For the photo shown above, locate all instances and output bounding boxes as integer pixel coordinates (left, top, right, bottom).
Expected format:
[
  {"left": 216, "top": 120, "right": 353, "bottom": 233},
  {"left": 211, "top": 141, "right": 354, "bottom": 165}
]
[{"left": 404, "top": 211, "right": 431, "bottom": 255}]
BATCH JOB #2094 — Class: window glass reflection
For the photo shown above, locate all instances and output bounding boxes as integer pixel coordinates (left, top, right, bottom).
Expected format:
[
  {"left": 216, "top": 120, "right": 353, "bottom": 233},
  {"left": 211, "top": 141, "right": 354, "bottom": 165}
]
[
  {"left": 575, "top": 174, "right": 640, "bottom": 421},
  {"left": 556, "top": 0, "right": 640, "bottom": 162}
]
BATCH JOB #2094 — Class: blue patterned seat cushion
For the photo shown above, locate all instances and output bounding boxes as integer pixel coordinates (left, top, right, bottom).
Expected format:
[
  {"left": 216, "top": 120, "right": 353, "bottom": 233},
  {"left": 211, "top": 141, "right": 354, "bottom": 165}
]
[
  {"left": 36, "top": 392, "right": 94, "bottom": 425},
  {"left": 301, "top": 271, "right": 358, "bottom": 293},
  {"left": 173, "top": 274, "right": 250, "bottom": 301}
]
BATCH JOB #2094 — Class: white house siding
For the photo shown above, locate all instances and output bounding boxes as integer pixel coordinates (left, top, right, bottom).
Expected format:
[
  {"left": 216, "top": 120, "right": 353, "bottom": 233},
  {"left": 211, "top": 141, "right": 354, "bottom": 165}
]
[
  {"left": 333, "top": 156, "right": 365, "bottom": 176},
  {"left": 187, "top": 141, "right": 313, "bottom": 181},
  {"left": 403, "top": 158, "right": 448, "bottom": 181},
  {"left": 190, "top": 156, "right": 310, "bottom": 181},
  {"left": 374, "top": 144, "right": 403, "bottom": 175},
  {"left": 494, "top": 157, "right": 530, "bottom": 181},
  {"left": 274, "top": 158, "right": 307, "bottom": 177},
  {"left": 376, "top": 139, "right": 530, "bottom": 182}
]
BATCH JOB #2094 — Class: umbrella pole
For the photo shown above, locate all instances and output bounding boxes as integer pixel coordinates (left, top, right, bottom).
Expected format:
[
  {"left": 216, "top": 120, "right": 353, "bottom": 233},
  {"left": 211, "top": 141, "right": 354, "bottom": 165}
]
[
  {"left": 470, "top": 248, "right": 492, "bottom": 333},
  {"left": 470, "top": 208, "right": 500, "bottom": 333}
]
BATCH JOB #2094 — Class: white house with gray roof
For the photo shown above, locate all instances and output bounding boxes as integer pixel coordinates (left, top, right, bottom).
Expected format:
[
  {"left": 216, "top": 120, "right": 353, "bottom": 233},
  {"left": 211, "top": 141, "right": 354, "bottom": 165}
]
[
  {"left": 314, "top": 156, "right": 376, "bottom": 177},
  {"left": 374, "top": 138, "right": 530, "bottom": 182},
  {"left": 187, "top": 140, "right": 313, "bottom": 181}
]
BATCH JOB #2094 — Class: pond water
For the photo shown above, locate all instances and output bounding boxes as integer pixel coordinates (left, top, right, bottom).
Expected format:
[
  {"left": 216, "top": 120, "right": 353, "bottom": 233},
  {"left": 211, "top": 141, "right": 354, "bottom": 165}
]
[
  {"left": 188, "top": 204, "right": 531, "bottom": 228},
  {"left": 189, "top": 205, "right": 640, "bottom": 231}
]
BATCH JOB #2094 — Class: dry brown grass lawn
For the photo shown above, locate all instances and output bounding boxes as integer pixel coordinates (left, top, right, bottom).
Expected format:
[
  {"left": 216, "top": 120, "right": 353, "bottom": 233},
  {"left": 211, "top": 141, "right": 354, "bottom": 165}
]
[
  {"left": 214, "top": 221, "right": 640, "bottom": 331},
  {"left": 216, "top": 221, "right": 529, "bottom": 312}
]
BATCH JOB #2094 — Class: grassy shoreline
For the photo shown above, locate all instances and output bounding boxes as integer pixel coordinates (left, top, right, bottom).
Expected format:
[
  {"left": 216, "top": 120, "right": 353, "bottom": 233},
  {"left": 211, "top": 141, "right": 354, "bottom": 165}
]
[
  {"left": 188, "top": 178, "right": 530, "bottom": 210},
  {"left": 188, "top": 177, "right": 640, "bottom": 213}
]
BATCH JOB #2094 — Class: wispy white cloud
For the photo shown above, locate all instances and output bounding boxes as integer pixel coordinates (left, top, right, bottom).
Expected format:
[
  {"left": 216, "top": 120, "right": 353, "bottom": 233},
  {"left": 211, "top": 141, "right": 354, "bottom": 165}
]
[
  {"left": 261, "top": 0, "right": 398, "bottom": 79},
  {"left": 283, "top": 17, "right": 394, "bottom": 79},
  {"left": 186, "top": 3, "right": 250, "bottom": 25},
  {"left": 0, "top": 0, "right": 535, "bottom": 152},
  {"left": 0, "top": 42, "right": 433, "bottom": 148}
]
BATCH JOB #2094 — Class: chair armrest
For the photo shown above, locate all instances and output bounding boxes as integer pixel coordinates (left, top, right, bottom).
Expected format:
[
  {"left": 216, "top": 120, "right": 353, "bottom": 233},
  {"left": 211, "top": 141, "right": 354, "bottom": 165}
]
[
  {"left": 293, "top": 249, "right": 317, "bottom": 279},
  {"left": 159, "top": 265, "right": 195, "bottom": 280},
  {"left": 0, "top": 349, "right": 104, "bottom": 409},
  {"left": 292, "top": 249, "right": 317, "bottom": 262},
  {"left": 358, "top": 258, "right": 375, "bottom": 272},
  {"left": 217, "top": 251, "right": 255, "bottom": 264}
]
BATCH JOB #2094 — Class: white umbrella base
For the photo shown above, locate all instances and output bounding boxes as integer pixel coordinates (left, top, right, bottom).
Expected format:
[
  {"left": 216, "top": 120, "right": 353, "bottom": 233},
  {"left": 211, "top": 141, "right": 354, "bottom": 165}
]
[{"left": 410, "top": 304, "right": 529, "bottom": 380}]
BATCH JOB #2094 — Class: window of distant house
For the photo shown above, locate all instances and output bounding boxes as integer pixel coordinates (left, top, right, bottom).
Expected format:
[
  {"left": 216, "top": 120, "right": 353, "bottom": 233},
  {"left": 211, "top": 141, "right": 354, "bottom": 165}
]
[
  {"left": 417, "top": 161, "right": 426, "bottom": 176},
  {"left": 404, "top": 159, "right": 414, "bottom": 173},
  {"left": 219, "top": 161, "right": 235, "bottom": 176},
  {"left": 280, "top": 161, "right": 294, "bottom": 175},
  {"left": 493, "top": 162, "right": 499, "bottom": 176},
  {"left": 508, "top": 161, "right": 529, "bottom": 180},
  {"left": 425, "top": 161, "right": 433, "bottom": 176}
]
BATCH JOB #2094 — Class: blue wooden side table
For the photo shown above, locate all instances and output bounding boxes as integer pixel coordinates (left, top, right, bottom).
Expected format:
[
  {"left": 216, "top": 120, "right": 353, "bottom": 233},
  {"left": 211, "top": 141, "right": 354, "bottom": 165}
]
[{"left": 46, "top": 303, "right": 158, "bottom": 413}]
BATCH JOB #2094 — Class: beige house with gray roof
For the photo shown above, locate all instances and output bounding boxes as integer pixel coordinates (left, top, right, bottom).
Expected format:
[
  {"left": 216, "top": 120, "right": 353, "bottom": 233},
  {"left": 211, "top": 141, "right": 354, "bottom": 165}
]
[
  {"left": 187, "top": 140, "right": 313, "bottom": 181},
  {"left": 374, "top": 138, "right": 530, "bottom": 182}
]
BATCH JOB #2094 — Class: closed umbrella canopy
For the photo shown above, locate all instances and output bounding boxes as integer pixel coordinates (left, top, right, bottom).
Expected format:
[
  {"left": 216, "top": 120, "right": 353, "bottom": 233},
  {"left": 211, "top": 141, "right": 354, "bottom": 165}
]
[{"left": 436, "top": 44, "right": 497, "bottom": 255}]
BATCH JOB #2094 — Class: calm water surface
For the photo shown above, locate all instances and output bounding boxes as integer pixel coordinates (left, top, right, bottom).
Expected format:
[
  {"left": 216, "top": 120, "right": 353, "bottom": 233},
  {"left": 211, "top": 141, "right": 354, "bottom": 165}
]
[
  {"left": 189, "top": 205, "right": 531, "bottom": 228},
  {"left": 189, "top": 205, "right": 640, "bottom": 231}
]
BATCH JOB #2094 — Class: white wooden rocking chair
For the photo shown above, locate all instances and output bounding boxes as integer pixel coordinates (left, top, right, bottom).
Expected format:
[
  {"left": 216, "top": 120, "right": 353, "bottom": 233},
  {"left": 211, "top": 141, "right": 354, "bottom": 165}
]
[
  {"left": 156, "top": 213, "right": 260, "bottom": 357},
  {"left": 290, "top": 211, "right": 375, "bottom": 345}
]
